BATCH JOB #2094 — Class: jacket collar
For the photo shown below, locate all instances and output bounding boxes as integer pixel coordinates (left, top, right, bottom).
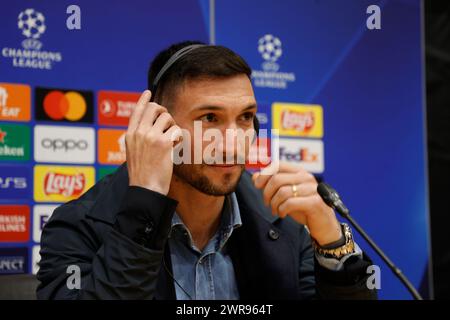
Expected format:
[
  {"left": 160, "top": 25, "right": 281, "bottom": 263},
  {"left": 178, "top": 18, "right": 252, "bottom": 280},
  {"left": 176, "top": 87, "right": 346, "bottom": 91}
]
[{"left": 86, "top": 163, "right": 299, "bottom": 299}]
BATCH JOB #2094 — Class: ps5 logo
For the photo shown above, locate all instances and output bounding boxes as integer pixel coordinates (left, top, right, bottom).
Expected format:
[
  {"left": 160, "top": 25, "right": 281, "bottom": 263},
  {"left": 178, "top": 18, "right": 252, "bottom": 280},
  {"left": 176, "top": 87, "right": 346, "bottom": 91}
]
[{"left": 0, "top": 177, "right": 27, "bottom": 189}]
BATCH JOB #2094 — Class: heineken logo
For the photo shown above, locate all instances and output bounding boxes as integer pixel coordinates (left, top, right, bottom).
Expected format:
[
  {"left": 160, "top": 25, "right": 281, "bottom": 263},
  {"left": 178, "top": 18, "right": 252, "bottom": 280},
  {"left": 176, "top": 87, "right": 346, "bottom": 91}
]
[{"left": 0, "top": 125, "right": 30, "bottom": 161}]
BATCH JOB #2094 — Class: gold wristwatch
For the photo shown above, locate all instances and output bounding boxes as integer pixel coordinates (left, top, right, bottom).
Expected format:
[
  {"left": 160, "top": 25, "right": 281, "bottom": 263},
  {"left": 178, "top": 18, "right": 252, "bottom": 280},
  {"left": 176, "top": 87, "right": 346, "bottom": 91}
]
[{"left": 312, "top": 223, "right": 355, "bottom": 259}]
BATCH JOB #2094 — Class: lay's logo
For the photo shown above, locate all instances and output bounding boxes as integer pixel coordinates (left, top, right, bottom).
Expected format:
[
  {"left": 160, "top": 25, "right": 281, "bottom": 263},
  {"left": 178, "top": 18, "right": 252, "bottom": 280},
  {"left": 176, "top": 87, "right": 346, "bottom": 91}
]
[
  {"left": 34, "top": 165, "right": 95, "bottom": 202},
  {"left": 272, "top": 103, "right": 323, "bottom": 138},
  {"left": 44, "top": 172, "right": 85, "bottom": 197},
  {"left": 281, "top": 110, "right": 314, "bottom": 133}
]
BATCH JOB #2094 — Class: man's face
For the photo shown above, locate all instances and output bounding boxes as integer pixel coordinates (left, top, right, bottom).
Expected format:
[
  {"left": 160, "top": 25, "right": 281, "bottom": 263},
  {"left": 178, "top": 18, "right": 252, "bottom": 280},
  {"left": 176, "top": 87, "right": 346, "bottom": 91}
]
[{"left": 170, "top": 74, "right": 257, "bottom": 196}]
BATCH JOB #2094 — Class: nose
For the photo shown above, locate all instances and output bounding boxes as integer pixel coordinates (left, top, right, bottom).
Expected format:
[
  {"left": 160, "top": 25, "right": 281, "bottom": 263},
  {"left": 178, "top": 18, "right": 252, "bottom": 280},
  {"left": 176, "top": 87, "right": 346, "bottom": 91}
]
[{"left": 215, "top": 123, "right": 252, "bottom": 163}]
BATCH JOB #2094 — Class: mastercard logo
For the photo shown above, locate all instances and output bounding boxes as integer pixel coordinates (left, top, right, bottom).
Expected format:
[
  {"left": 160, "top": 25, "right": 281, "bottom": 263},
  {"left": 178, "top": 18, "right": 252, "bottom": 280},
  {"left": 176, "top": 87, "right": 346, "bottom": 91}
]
[
  {"left": 35, "top": 87, "right": 94, "bottom": 124},
  {"left": 43, "top": 91, "right": 86, "bottom": 121}
]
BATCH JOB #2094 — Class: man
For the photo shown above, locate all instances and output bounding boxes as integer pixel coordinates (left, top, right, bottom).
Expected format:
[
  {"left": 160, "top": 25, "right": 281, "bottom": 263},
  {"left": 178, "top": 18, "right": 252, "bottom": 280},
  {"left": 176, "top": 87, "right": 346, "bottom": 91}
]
[{"left": 37, "top": 41, "right": 377, "bottom": 300}]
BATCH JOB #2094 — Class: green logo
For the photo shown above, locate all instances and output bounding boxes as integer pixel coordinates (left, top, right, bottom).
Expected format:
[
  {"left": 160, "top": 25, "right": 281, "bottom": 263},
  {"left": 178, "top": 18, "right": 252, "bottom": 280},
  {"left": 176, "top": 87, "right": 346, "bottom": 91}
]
[
  {"left": 97, "top": 166, "right": 118, "bottom": 181},
  {"left": 0, "top": 124, "right": 30, "bottom": 161}
]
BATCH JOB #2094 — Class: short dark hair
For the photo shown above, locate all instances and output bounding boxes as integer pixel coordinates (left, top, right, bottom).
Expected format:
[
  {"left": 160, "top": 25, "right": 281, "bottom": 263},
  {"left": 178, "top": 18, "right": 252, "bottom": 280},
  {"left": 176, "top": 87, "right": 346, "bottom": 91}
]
[{"left": 147, "top": 41, "right": 252, "bottom": 106}]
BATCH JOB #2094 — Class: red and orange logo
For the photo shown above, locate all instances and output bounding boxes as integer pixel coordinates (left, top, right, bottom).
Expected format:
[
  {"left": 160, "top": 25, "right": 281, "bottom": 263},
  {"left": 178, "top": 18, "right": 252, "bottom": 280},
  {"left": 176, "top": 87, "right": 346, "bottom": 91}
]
[
  {"left": 97, "top": 129, "right": 126, "bottom": 165},
  {"left": 43, "top": 91, "right": 86, "bottom": 121},
  {"left": 0, "top": 83, "right": 31, "bottom": 122},
  {"left": 35, "top": 87, "right": 94, "bottom": 123},
  {"left": 245, "top": 137, "right": 272, "bottom": 170},
  {"left": 0, "top": 205, "right": 30, "bottom": 242},
  {"left": 97, "top": 90, "right": 140, "bottom": 126}
]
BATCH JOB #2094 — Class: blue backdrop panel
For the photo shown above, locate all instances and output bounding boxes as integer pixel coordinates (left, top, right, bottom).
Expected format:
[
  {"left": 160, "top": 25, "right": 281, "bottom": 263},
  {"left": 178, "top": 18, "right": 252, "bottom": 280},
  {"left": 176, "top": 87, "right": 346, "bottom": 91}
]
[
  {"left": 0, "top": 0, "right": 208, "bottom": 278},
  {"left": 0, "top": 0, "right": 430, "bottom": 300},
  {"left": 215, "top": 0, "right": 430, "bottom": 299}
]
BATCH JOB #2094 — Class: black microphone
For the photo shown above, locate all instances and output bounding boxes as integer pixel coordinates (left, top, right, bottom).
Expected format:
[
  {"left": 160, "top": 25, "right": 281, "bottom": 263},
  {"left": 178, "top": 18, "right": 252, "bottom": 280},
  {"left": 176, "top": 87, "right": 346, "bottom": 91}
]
[{"left": 317, "top": 182, "right": 423, "bottom": 300}]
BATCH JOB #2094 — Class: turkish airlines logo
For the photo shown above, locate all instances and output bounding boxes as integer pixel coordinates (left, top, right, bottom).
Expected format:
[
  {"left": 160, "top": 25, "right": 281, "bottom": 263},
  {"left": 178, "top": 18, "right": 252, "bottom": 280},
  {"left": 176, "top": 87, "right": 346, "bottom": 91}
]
[
  {"left": 0, "top": 205, "right": 30, "bottom": 242},
  {"left": 100, "top": 100, "right": 115, "bottom": 117},
  {"left": 97, "top": 90, "right": 140, "bottom": 126},
  {"left": 35, "top": 87, "right": 94, "bottom": 123},
  {"left": 44, "top": 172, "right": 85, "bottom": 197},
  {"left": 34, "top": 125, "right": 95, "bottom": 164}
]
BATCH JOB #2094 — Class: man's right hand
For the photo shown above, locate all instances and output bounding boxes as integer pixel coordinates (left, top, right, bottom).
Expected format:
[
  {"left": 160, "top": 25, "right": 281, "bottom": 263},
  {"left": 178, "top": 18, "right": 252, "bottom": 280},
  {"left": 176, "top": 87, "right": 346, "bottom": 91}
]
[{"left": 126, "top": 90, "right": 182, "bottom": 195}]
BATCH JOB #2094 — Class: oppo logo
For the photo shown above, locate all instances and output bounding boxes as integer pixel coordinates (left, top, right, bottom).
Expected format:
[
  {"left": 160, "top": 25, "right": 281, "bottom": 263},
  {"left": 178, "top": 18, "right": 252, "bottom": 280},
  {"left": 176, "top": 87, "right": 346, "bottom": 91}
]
[
  {"left": 41, "top": 138, "right": 88, "bottom": 151},
  {"left": 0, "top": 177, "right": 27, "bottom": 189}
]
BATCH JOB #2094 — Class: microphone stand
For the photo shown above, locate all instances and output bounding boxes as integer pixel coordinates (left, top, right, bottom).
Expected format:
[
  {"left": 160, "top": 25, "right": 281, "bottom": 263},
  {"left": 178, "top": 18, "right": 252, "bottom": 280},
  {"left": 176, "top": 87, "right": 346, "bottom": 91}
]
[
  {"left": 318, "top": 182, "right": 424, "bottom": 300},
  {"left": 339, "top": 210, "right": 423, "bottom": 300}
]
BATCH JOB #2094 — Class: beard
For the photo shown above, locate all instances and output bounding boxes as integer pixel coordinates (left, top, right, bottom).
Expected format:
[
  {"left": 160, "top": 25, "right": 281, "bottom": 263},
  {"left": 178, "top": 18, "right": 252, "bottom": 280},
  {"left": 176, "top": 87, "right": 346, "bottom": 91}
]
[{"left": 173, "top": 163, "right": 245, "bottom": 196}]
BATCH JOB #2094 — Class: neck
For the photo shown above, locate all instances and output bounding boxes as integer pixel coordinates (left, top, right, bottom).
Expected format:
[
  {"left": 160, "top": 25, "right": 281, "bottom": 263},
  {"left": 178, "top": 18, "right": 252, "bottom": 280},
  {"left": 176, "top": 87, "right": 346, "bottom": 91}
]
[{"left": 168, "top": 175, "right": 225, "bottom": 251}]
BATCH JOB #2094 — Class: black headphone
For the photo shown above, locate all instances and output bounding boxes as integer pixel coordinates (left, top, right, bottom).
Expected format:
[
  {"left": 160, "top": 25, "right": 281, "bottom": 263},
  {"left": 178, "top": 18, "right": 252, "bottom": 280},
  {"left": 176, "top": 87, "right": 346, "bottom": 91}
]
[{"left": 149, "top": 44, "right": 260, "bottom": 135}]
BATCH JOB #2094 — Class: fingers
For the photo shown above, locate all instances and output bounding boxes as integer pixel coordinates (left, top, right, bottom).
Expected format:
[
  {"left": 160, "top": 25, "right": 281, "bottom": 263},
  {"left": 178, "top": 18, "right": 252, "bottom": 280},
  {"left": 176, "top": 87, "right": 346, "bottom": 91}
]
[
  {"left": 128, "top": 90, "right": 152, "bottom": 133},
  {"left": 253, "top": 161, "right": 310, "bottom": 189},
  {"left": 269, "top": 183, "right": 316, "bottom": 214},
  {"left": 277, "top": 195, "right": 317, "bottom": 222},
  {"left": 164, "top": 125, "right": 183, "bottom": 144},
  {"left": 277, "top": 162, "right": 305, "bottom": 173},
  {"left": 137, "top": 102, "right": 168, "bottom": 133},
  {"left": 253, "top": 171, "right": 272, "bottom": 190},
  {"left": 262, "top": 172, "right": 314, "bottom": 206},
  {"left": 153, "top": 112, "right": 175, "bottom": 132},
  {"left": 126, "top": 92, "right": 176, "bottom": 154}
]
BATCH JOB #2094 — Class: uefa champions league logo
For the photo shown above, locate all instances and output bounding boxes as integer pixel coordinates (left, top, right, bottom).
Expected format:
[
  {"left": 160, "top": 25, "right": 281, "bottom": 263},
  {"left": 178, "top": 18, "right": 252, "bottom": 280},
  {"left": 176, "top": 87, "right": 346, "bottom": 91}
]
[
  {"left": 252, "top": 34, "right": 295, "bottom": 89},
  {"left": 258, "top": 34, "right": 282, "bottom": 72},
  {"left": 1, "top": 7, "right": 62, "bottom": 69},
  {"left": 17, "top": 8, "right": 46, "bottom": 50}
]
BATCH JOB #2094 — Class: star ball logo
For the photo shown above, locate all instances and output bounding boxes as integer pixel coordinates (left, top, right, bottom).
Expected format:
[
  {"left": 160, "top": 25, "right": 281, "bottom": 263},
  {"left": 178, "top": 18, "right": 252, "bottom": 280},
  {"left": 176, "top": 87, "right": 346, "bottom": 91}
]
[
  {"left": 1, "top": 8, "right": 62, "bottom": 70},
  {"left": 252, "top": 34, "right": 295, "bottom": 90},
  {"left": 35, "top": 87, "right": 94, "bottom": 123},
  {"left": 18, "top": 8, "right": 46, "bottom": 47},
  {"left": 258, "top": 34, "right": 282, "bottom": 70}
]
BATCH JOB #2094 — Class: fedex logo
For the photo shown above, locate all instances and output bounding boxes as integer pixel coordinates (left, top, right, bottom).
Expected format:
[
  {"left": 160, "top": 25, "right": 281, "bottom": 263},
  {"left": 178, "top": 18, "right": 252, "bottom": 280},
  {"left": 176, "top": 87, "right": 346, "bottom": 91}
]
[{"left": 278, "top": 138, "right": 324, "bottom": 174}]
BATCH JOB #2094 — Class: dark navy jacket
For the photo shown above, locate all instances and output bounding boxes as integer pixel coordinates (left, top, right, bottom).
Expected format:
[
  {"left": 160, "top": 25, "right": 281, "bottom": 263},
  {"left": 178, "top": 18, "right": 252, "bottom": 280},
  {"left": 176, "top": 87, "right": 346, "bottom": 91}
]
[{"left": 36, "top": 163, "right": 377, "bottom": 300}]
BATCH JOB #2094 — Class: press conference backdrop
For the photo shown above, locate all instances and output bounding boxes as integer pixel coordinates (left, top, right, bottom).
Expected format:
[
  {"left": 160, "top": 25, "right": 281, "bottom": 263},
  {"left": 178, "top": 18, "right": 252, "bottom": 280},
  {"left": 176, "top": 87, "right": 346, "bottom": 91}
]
[{"left": 0, "top": 0, "right": 430, "bottom": 299}]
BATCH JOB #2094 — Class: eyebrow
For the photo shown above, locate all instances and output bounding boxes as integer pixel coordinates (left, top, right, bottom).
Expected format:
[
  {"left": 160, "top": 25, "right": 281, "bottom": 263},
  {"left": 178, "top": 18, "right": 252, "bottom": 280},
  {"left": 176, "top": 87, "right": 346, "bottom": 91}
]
[{"left": 193, "top": 104, "right": 257, "bottom": 112}]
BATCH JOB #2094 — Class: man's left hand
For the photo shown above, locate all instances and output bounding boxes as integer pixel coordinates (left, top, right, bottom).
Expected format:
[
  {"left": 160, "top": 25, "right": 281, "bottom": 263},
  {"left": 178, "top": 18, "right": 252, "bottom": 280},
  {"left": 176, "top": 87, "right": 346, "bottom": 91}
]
[{"left": 252, "top": 162, "right": 342, "bottom": 246}]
